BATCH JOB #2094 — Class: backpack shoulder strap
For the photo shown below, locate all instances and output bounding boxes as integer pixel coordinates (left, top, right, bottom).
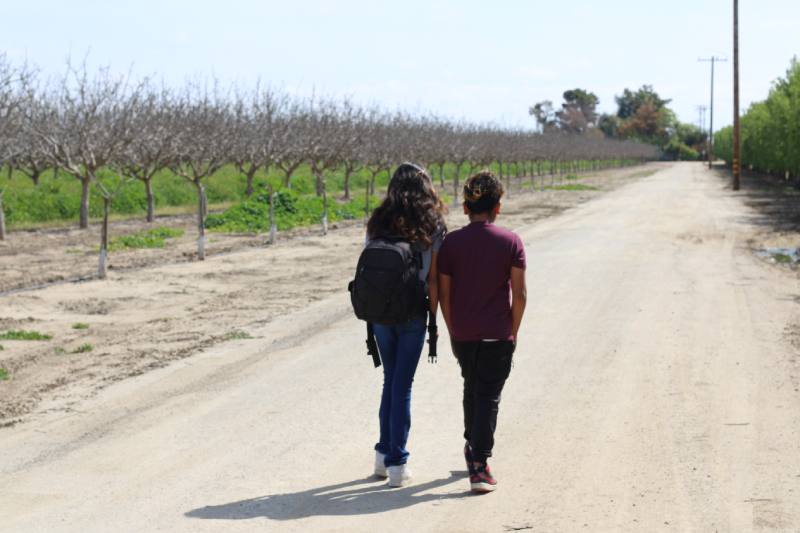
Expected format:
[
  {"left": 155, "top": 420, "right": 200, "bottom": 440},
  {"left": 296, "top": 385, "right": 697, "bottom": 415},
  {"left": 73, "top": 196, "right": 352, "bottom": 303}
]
[{"left": 366, "top": 322, "right": 381, "bottom": 368}]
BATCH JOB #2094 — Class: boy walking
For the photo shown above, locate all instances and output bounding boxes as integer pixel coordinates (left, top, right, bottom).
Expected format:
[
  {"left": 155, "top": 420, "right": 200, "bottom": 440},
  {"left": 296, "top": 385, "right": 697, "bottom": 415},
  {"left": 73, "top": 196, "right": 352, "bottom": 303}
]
[{"left": 438, "top": 171, "right": 527, "bottom": 493}]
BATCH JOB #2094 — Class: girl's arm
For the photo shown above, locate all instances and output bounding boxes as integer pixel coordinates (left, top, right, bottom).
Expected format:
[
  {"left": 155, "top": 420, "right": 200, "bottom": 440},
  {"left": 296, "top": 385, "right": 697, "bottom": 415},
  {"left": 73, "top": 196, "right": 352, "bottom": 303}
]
[{"left": 427, "top": 251, "right": 439, "bottom": 319}]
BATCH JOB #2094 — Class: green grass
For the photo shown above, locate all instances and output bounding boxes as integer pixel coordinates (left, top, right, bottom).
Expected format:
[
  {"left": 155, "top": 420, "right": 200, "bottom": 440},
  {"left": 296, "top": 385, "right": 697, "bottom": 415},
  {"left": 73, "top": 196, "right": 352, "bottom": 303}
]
[
  {"left": 0, "top": 368, "right": 8, "bottom": 381},
  {"left": 72, "top": 343, "right": 94, "bottom": 354},
  {"left": 546, "top": 184, "right": 599, "bottom": 191},
  {"left": 772, "top": 253, "right": 793, "bottom": 264},
  {"left": 0, "top": 344, "right": 4, "bottom": 351},
  {"left": 54, "top": 347, "right": 66, "bottom": 355},
  {"left": 224, "top": 330, "right": 254, "bottom": 340},
  {"left": 72, "top": 323, "right": 90, "bottom": 330},
  {"left": 0, "top": 329, "right": 52, "bottom": 341},
  {"left": 206, "top": 190, "right": 367, "bottom": 233},
  {"left": 108, "top": 227, "right": 184, "bottom": 251}
]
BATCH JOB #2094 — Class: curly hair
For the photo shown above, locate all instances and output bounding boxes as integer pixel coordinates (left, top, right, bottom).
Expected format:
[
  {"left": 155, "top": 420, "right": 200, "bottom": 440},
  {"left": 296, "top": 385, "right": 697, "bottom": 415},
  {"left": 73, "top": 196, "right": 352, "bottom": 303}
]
[
  {"left": 463, "top": 170, "right": 504, "bottom": 214},
  {"left": 367, "top": 162, "right": 447, "bottom": 247}
]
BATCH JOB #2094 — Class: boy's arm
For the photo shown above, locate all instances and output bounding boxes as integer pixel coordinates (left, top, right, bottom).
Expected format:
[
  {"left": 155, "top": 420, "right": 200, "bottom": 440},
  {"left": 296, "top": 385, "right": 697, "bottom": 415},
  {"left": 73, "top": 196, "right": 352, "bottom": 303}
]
[
  {"left": 438, "top": 273, "right": 453, "bottom": 336},
  {"left": 510, "top": 266, "right": 527, "bottom": 341}
]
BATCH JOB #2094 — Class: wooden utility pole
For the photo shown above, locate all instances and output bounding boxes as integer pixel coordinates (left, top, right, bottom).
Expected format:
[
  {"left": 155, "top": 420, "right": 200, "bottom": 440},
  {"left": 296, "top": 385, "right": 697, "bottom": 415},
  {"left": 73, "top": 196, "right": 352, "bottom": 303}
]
[
  {"left": 732, "top": 0, "right": 741, "bottom": 190},
  {"left": 699, "top": 56, "right": 728, "bottom": 169}
]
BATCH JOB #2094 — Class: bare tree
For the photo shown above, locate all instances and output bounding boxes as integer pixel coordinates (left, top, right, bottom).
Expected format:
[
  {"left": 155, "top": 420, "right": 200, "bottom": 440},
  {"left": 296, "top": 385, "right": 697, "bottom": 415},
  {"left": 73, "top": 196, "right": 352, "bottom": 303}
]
[
  {"left": 304, "top": 98, "right": 352, "bottom": 235},
  {"left": 272, "top": 100, "right": 306, "bottom": 189},
  {"left": 0, "top": 55, "right": 35, "bottom": 240},
  {"left": 231, "top": 86, "right": 285, "bottom": 198},
  {"left": 169, "top": 85, "right": 236, "bottom": 260},
  {"left": 116, "top": 84, "right": 177, "bottom": 222},
  {"left": 27, "top": 62, "right": 141, "bottom": 229},
  {"left": 338, "top": 107, "right": 367, "bottom": 200}
]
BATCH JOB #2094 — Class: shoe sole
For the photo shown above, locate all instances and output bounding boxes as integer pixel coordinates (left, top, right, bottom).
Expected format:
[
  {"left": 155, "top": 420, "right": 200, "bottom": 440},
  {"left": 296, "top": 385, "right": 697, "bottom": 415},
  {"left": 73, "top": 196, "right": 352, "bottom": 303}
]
[
  {"left": 388, "top": 479, "right": 411, "bottom": 488},
  {"left": 470, "top": 481, "right": 497, "bottom": 493}
]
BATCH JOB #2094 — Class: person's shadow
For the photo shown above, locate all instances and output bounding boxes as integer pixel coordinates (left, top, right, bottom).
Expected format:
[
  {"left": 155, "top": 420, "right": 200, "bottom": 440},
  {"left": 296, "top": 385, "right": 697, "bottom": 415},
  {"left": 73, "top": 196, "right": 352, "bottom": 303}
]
[{"left": 185, "top": 471, "right": 470, "bottom": 522}]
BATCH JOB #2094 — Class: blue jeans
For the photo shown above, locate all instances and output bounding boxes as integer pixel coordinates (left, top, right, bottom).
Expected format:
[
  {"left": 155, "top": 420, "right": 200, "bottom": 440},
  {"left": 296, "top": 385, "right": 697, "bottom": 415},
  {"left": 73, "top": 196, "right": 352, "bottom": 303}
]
[{"left": 373, "top": 316, "right": 426, "bottom": 467}]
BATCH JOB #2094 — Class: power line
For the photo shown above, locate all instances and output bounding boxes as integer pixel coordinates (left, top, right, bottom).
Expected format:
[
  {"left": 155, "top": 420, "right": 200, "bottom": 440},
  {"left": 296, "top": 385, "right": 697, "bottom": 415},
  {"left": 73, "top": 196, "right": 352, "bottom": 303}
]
[{"left": 699, "top": 56, "right": 728, "bottom": 169}]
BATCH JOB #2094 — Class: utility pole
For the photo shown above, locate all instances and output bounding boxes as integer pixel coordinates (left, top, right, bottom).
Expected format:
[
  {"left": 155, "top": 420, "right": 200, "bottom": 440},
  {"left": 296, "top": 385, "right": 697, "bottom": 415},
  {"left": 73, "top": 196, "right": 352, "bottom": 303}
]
[
  {"left": 699, "top": 55, "right": 728, "bottom": 169},
  {"left": 696, "top": 105, "right": 707, "bottom": 132},
  {"left": 732, "top": 0, "right": 741, "bottom": 190}
]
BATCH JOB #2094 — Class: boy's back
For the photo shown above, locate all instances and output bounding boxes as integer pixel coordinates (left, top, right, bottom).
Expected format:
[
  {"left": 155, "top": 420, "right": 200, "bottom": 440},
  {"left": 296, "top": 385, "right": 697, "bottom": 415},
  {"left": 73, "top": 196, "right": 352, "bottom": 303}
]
[{"left": 438, "top": 220, "right": 525, "bottom": 341}]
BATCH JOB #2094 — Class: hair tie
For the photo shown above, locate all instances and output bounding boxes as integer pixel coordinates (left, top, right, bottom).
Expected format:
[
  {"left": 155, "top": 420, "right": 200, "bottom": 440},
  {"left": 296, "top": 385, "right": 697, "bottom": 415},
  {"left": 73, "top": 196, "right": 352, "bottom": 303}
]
[{"left": 467, "top": 185, "right": 482, "bottom": 201}]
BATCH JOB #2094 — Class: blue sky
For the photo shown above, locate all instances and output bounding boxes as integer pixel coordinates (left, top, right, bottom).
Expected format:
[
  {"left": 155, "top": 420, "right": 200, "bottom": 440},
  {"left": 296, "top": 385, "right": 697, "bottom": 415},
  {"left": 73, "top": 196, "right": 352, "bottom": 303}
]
[{"left": 3, "top": 1, "right": 798, "bottom": 131}]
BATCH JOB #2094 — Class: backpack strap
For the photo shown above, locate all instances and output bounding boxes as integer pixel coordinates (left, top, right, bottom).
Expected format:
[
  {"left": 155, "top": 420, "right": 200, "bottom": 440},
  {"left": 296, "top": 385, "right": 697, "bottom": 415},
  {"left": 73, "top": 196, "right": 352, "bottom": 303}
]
[
  {"left": 426, "top": 303, "right": 438, "bottom": 364},
  {"left": 366, "top": 322, "right": 381, "bottom": 368}
]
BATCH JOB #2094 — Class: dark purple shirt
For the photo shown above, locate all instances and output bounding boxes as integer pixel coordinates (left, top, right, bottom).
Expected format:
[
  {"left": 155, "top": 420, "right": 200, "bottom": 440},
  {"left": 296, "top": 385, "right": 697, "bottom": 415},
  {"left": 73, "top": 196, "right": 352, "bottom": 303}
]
[{"left": 438, "top": 220, "right": 526, "bottom": 341}]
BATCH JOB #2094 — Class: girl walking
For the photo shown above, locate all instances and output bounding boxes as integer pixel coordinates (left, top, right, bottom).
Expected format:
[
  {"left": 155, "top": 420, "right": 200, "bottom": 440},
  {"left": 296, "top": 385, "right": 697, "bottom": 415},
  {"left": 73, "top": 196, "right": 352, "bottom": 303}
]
[{"left": 366, "top": 163, "right": 446, "bottom": 487}]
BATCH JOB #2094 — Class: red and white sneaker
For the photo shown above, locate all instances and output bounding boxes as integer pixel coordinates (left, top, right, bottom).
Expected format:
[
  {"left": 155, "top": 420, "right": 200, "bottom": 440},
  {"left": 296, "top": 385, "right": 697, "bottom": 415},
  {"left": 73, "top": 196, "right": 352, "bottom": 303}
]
[{"left": 470, "top": 463, "right": 497, "bottom": 493}]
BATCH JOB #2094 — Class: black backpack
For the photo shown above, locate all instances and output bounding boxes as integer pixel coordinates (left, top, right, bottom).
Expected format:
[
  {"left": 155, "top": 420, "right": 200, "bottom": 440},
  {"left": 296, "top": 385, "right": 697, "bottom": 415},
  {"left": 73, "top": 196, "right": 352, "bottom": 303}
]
[
  {"left": 349, "top": 237, "right": 426, "bottom": 325},
  {"left": 348, "top": 236, "right": 439, "bottom": 368}
]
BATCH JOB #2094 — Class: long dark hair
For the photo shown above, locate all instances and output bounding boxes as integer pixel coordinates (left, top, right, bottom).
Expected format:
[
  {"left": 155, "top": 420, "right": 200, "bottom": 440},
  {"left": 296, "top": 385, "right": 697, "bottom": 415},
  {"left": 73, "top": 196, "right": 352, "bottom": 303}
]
[{"left": 367, "top": 163, "right": 447, "bottom": 247}]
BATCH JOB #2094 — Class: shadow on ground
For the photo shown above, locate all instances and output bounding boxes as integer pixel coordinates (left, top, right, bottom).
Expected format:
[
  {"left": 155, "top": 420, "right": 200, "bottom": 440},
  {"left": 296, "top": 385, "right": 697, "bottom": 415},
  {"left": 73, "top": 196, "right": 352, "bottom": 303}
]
[
  {"left": 185, "top": 471, "right": 471, "bottom": 522},
  {"left": 713, "top": 165, "right": 800, "bottom": 233}
]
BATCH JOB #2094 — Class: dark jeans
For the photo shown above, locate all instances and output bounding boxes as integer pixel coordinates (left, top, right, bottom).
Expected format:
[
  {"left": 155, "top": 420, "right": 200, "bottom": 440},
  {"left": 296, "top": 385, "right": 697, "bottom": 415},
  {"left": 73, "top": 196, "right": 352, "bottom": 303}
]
[
  {"left": 373, "top": 316, "right": 426, "bottom": 466},
  {"left": 452, "top": 340, "right": 515, "bottom": 464}
]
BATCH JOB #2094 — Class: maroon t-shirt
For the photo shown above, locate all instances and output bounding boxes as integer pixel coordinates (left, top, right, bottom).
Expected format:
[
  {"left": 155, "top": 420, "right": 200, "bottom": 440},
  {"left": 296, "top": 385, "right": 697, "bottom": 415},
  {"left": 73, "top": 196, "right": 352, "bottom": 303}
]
[{"left": 438, "top": 220, "right": 526, "bottom": 341}]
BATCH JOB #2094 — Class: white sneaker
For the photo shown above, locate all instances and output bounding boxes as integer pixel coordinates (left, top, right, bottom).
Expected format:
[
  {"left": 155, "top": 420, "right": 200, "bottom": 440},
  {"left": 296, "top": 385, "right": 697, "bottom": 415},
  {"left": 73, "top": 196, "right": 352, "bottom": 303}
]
[
  {"left": 374, "top": 451, "right": 387, "bottom": 478},
  {"left": 387, "top": 464, "right": 412, "bottom": 487}
]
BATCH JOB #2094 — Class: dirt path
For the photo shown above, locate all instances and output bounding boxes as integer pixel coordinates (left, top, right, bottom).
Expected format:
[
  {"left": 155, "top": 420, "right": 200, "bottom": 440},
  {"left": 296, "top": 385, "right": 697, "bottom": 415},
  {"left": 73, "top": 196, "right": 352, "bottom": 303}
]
[{"left": 2, "top": 162, "right": 799, "bottom": 532}]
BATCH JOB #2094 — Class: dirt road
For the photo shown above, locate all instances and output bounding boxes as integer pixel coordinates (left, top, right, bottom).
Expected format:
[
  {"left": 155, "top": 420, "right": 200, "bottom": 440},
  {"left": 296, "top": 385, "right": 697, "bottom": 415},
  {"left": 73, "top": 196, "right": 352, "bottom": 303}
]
[{"left": 1, "top": 163, "right": 799, "bottom": 532}]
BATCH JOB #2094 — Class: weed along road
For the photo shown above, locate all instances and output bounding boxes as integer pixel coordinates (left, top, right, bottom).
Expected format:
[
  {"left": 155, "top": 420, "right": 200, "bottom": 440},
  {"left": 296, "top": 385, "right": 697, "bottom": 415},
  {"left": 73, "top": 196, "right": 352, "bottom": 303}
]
[{"left": 1, "top": 163, "right": 799, "bottom": 532}]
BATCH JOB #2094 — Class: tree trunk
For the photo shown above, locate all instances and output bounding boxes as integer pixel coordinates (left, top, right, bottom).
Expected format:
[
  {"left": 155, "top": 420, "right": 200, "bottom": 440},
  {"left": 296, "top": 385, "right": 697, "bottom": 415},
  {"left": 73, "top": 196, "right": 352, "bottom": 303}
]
[
  {"left": 245, "top": 165, "right": 258, "bottom": 197},
  {"left": 366, "top": 170, "right": 379, "bottom": 222},
  {"left": 281, "top": 162, "right": 301, "bottom": 190},
  {"left": 370, "top": 169, "right": 382, "bottom": 196},
  {"left": 453, "top": 163, "right": 462, "bottom": 207},
  {"left": 0, "top": 190, "right": 6, "bottom": 241},
  {"left": 315, "top": 173, "right": 323, "bottom": 197},
  {"left": 79, "top": 176, "right": 91, "bottom": 229},
  {"left": 196, "top": 182, "right": 207, "bottom": 260},
  {"left": 364, "top": 181, "right": 370, "bottom": 224},
  {"left": 268, "top": 185, "right": 277, "bottom": 245},
  {"left": 98, "top": 197, "right": 110, "bottom": 279},
  {"left": 319, "top": 173, "right": 328, "bottom": 236},
  {"left": 439, "top": 164, "right": 445, "bottom": 188},
  {"left": 144, "top": 177, "right": 155, "bottom": 223},
  {"left": 342, "top": 168, "right": 352, "bottom": 200}
]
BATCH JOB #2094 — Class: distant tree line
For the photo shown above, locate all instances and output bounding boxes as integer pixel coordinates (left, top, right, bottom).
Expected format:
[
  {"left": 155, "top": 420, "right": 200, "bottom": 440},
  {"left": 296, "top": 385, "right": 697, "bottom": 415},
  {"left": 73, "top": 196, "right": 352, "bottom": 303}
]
[
  {"left": 0, "top": 55, "right": 658, "bottom": 272},
  {"left": 715, "top": 58, "right": 800, "bottom": 179},
  {"left": 530, "top": 86, "right": 707, "bottom": 161}
]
